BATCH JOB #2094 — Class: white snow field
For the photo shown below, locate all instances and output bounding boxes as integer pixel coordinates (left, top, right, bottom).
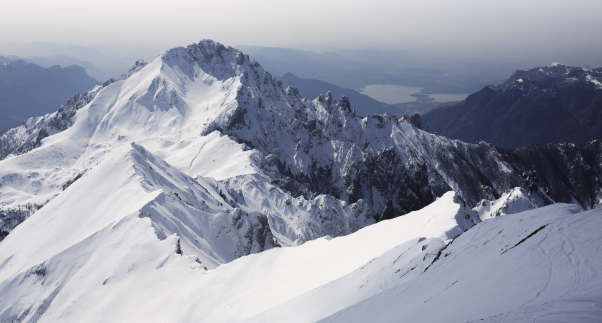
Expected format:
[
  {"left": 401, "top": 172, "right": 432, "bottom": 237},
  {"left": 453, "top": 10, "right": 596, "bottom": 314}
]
[
  {"left": 0, "top": 178, "right": 472, "bottom": 322},
  {"left": 318, "top": 204, "right": 602, "bottom": 323},
  {"left": 0, "top": 40, "right": 601, "bottom": 322},
  {"left": 1, "top": 167, "right": 601, "bottom": 322}
]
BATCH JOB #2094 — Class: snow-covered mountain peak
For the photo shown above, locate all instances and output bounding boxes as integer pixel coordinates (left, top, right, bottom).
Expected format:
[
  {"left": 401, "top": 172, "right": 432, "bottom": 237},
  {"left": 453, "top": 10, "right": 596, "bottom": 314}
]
[
  {"left": 1, "top": 39, "right": 600, "bottom": 253},
  {"left": 160, "top": 40, "right": 252, "bottom": 80},
  {"left": 1, "top": 40, "right": 602, "bottom": 321},
  {"left": 0, "top": 39, "right": 364, "bottom": 173},
  {"left": 0, "top": 39, "right": 384, "bottom": 249}
]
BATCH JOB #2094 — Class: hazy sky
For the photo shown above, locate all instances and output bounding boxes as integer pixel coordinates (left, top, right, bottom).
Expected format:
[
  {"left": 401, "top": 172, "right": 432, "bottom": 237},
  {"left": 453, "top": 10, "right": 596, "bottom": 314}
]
[{"left": 2, "top": 0, "right": 601, "bottom": 63}]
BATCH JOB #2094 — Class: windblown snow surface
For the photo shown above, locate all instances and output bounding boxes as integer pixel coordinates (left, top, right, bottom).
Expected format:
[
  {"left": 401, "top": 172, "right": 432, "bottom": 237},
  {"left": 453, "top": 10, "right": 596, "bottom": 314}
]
[{"left": 0, "top": 40, "right": 601, "bottom": 322}]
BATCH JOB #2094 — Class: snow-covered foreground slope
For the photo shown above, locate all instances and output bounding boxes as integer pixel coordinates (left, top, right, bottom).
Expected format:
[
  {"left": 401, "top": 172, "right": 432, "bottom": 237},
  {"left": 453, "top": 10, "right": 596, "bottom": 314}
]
[
  {"left": 0, "top": 186, "right": 474, "bottom": 322},
  {"left": 2, "top": 179, "right": 600, "bottom": 322},
  {"left": 316, "top": 204, "right": 602, "bottom": 323}
]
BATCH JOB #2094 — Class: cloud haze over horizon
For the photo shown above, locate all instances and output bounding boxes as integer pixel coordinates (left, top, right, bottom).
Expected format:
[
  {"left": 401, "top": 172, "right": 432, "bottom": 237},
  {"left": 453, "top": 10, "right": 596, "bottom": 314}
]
[{"left": 1, "top": 0, "right": 601, "bottom": 66}]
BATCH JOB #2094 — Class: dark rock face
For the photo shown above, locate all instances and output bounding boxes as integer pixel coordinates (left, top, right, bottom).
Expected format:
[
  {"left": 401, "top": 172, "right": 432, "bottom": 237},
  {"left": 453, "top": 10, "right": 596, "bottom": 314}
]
[
  {"left": 0, "top": 203, "right": 45, "bottom": 240},
  {"left": 399, "top": 113, "right": 422, "bottom": 129},
  {"left": 199, "top": 52, "right": 602, "bottom": 220},
  {"left": 223, "top": 86, "right": 602, "bottom": 220},
  {"left": 246, "top": 104, "right": 602, "bottom": 219},
  {"left": 231, "top": 209, "right": 279, "bottom": 257},
  {"left": 422, "top": 64, "right": 602, "bottom": 148},
  {"left": 498, "top": 141, "right": 602, "bottom": 208}
]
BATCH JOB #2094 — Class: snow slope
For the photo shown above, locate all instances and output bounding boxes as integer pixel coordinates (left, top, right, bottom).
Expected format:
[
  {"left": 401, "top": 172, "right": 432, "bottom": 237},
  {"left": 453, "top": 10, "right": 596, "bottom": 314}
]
[
  {"left": 2, "top": 175, "right": 599, "bottom": 323},
  {"left": 0, "top": 185, "right": 474, "bottom": 322},
  {"left": 318, "top": 204, "right": 602, "bottom": 323}
]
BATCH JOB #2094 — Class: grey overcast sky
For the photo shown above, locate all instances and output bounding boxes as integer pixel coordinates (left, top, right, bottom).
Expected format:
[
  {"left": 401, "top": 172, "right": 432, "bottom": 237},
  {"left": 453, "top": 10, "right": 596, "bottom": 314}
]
[{"left": 1, "top": 0, "right": 601, "bottom": 62}]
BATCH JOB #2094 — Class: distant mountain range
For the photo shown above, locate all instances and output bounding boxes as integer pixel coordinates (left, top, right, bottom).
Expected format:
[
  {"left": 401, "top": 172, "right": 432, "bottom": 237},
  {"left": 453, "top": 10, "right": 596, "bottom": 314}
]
[
  {"left": 237, "top": 45, "right": 510, "bottom": 94},
  {"left": 281, "top": 72, "right": 459, "bottom": 117},
  {"left": 422, "top": 63, "right": 602, "bottom": 148},
  {"left": 3, "top": 54, "right": 100, "bottom": 80},
  {"left": 0, "top": 58, "right": 99, "bottom": 134},
  {"left": 0, "top": 41, "right": 157, "bottom": 81},
  {"left": 280, "top": 73, "right": 396, "bottom": 116}
]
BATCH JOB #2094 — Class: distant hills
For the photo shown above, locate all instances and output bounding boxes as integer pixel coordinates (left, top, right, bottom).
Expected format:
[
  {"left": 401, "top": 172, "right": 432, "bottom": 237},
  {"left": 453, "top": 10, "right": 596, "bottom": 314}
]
[
  {"left": 0, "top": 59, "right": 99, "bottom": 134},
  {"left": 422, "top": 63, "right": 602, "bottom": 148},
  {"left": 238, "top": 45, "right": 510, "bottom": 94},
  {"left": 4, "top": 54, "right": 100, "bottom": 80},
  {"left": 280, "top": 73, "right": 461, "bottom": 117},
  {"left": 0, "top": 41, "right": 154, "bottom": 81},
  {"left": 280, "top": 73, "right": 395, "bottom": 116},
  {"left": 0, "top": 41, "right": 103, "bottom": 62}
]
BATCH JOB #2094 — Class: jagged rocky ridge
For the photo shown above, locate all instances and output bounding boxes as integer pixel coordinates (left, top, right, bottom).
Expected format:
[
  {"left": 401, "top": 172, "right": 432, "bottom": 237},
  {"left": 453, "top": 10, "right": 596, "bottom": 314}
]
[
  {"left": 1, "top": 41, "right": 602, "bottom": 248},
  {"left": 422, "top": 63, "right": 602, "bottom": 148}
]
